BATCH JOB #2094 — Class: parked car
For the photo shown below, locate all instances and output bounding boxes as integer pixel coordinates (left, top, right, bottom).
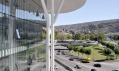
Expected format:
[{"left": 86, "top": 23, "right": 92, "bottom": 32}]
[
  {"left": 54, "top": 65, "right": 58, "bottom": 69},
  {"left": 112, "top": 69, "right": 119, "bottom": 71},
  {"left": 91, "top": 68, "right": 97, "bottom": 71},
  {"left": 74, "top": 65, "right": 81, "bottom": 69},
  {"left": 69, "top": 58, "right": 74, "bottom": 61},
  {"left": 93, "top": 63, "right": 101, "bottom": 67}
]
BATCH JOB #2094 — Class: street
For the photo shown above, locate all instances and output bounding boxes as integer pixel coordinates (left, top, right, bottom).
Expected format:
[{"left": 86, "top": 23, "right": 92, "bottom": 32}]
[{"left": 55, "top": 61, "right": 69, "bottom": 71}]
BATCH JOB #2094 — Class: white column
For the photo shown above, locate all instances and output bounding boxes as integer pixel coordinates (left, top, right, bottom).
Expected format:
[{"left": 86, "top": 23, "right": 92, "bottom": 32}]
[
  {"left": 8, "top": 0, "right": 16, "bottom": 71},
  {"left": 51, "top": 0, "right": 55, "bottom": 71},
  {"left": 41, "top": 0, "right": 51, "bottom": 71},
  {"left": 54, "top": 0, "right": 64, "bottom": 22}
]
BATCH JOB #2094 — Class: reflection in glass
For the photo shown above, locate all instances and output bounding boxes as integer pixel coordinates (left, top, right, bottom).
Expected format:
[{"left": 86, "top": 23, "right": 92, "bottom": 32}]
[{"left": 0, "top": 2, "right": 46, "bottom": 71}]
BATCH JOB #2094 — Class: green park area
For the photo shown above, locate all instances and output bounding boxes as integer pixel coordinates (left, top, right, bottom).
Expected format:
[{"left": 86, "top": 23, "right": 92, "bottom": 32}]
[
  {"left": 68, "top": 44, "right": 117, "bottom": 61},
  {"left": 71, "top": 45, "right": 106, "bottom": 60}
]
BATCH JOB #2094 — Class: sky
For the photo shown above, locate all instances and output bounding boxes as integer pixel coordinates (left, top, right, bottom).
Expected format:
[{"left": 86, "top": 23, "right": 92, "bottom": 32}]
[
  {"left": 55, "top": 0, "right": 119, "bottom": 26},
  {"left": 0, "top": 0, "right": 119, "bottom": 26}
]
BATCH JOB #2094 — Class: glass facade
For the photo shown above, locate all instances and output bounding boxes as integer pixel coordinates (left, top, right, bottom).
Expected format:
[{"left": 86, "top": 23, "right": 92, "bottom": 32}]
[{"left": 0, "top": 1, "right": 46, "bottom": 71}]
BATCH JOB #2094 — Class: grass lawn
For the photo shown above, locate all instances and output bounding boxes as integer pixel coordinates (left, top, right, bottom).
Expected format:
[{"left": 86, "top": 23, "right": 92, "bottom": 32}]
[{"left": 70, "top": 45, "right": 116, "bottom": 61}]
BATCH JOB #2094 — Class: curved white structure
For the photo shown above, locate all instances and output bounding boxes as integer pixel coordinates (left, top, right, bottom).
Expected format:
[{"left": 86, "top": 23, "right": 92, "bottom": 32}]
[{"left": 0, "top": 0, "right": 86, "bottom": 13}]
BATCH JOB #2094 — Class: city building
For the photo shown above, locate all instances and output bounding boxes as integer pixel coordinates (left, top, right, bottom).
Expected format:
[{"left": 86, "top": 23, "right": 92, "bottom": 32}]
[{"left": 0, "top": 0, "right": 86, "bottom": 71}]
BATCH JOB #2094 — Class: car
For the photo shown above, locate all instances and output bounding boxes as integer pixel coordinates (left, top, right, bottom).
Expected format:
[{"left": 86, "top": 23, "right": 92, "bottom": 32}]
[
  {"left": 93, "top": 63, "right": 101, "bottom": 67},
  {"left": 112, "top": 69, "right": 119, "bottom": 71},
  {"left": 69, "top": 58, "right": 74, "bottom": 61},
  {"left": 74, "top": 65, "right": 81, "bottom": 69},
  {"left": 82, "top": 58, "right": 91, "bottom": 63},
  {"left": 54, "top": 65, "right": 58, "bottom": 69},
  {"left": 91, "top": 68, "right": 97, "bottom": 71}
]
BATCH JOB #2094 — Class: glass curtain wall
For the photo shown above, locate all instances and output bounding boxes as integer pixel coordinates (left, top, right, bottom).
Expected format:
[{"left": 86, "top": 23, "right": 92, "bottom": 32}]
[{"left": 0, "top": 0, "right": 46, "bottom": 71}]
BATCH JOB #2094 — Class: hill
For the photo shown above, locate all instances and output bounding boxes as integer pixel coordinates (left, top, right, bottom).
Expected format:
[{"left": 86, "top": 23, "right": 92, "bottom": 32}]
[{"left": 55, "top": 19, "right": 119, "bottom": 34}]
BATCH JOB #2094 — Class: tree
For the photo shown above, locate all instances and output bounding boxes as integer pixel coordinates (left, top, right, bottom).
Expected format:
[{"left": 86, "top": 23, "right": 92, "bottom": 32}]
[
  {"left": 103, "top": 48, "right": 112, "bottom": 60},
  {"left": 73, "top": 46, "right": 78, "bottom": 55},
  {"left": 57, "top": 32, "right": 67, "bottom": 41},
  {"left": 90, "top": 33, "right": 97, "bottom": 41},
  {"left": 67, "top": 44, "right": 72, "bottom": 52},
  {"left": 85, "top": 34, "right": 90, "bottom": 40},
  {"left": 79, "top": 47, "right": 85, "bottom": 58},
  {"left": 67, "top": 34, "right": 72, "bottom": 39},
  {"left": 110, "top": 35, "right": 119, "bottom": 40},
  {"left": 85, "top": 49, "right": 91, "bottom": 57},
  {"left": 114, "top": 47, "right": 119, "bottom": 59},
  {"left": 73, "top": 32, "right": 81, "bottom": 40},
  {"left": 69, "top": 30, "right": 75, "bottom": 35},
  {"left": 55, "top": 31, "right": 58, "bottom": 39},
  {"left": 97, "top": 32, "right": 106, "bottom": 41}
]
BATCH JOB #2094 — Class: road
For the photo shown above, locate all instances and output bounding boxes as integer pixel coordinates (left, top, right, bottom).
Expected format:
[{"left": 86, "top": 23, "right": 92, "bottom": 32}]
[
  {"left": 56, "top": 55, "right": 90, "bottom": 71},
  {"left": 31, "top": 61, "right": 68, "bottom": 71},
  {"left": 55, "top": 46, "right": 119, "bottom": 71},
  {"left": 55, "top": 61, "right": 69, "bottom": 71}
]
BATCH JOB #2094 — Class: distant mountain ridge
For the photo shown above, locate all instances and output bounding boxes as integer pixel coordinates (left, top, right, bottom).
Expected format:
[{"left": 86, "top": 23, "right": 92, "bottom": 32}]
[{"left": 55, "top": 19, "right": 119, "bottom": 34}]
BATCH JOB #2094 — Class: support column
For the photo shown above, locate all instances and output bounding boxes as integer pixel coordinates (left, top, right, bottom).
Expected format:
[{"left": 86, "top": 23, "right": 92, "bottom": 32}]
[
  {"left": 8, "top": 0, "right": 16, "bottom": 71},
  {"left": 41, "top": 0, "right": 64, "bottom": 71},
  {"left": 41, "top": 0, "right": 51, "bottom": 71},
  {"left": 51, "top": 0, "right": 55, "bottom": 71}
]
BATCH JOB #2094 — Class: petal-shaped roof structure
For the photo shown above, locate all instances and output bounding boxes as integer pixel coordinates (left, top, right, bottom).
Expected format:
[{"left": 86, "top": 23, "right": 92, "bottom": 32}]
[{"left": 0, "top": 0, "right": 86, "bottom": 13}]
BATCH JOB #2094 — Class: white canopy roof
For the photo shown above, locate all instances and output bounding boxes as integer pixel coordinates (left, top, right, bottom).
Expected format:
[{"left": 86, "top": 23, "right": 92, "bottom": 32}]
[{"left": 0, "top": 0, "right": 86, "bottom": 13}]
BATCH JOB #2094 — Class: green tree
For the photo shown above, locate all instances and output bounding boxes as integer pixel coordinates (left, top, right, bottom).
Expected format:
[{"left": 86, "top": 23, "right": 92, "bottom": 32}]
[
  {"left": 55, "top": 31, "right": 58, "bottom": 39},
  {"left": 57, "top": 32, "right": 67, "bottom": 41},
  {"left": 85, "top": 34, "right": 90, "bottom": 40},
  {"left": 84, "top": 49, "right": 91, "bottom": 57},
  {"left": 73, "top": 32, "right": 81, "bottom": 40},
  {"left": 67, "top": 44, "right": 72, "bottom": 52},
  {"left": 103, "top": 48, "right": 112, "bottom": 60},
  {"left": 69, "top": 30, "right": 75, "bottom": 35},
  {"left": 79, "top": 47, "right": 85, "bottom": 58},
  {"left": 97, "top": 32, "right": 106, "bottom": 41},
  {"left": 90, "top": 33, "right": 97, "bottom": 41},
  {"left": 114, "top": 47, "right": 119, "bottom": 59},
  {"left": 73, "top": 46, "right": 78, "bottom": 55},
  {"left": 67, "top": 34, "right": 72, "bottom": 39},
  {"left": 81, "top": 36, "right": 85, "bottom": 40}
]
